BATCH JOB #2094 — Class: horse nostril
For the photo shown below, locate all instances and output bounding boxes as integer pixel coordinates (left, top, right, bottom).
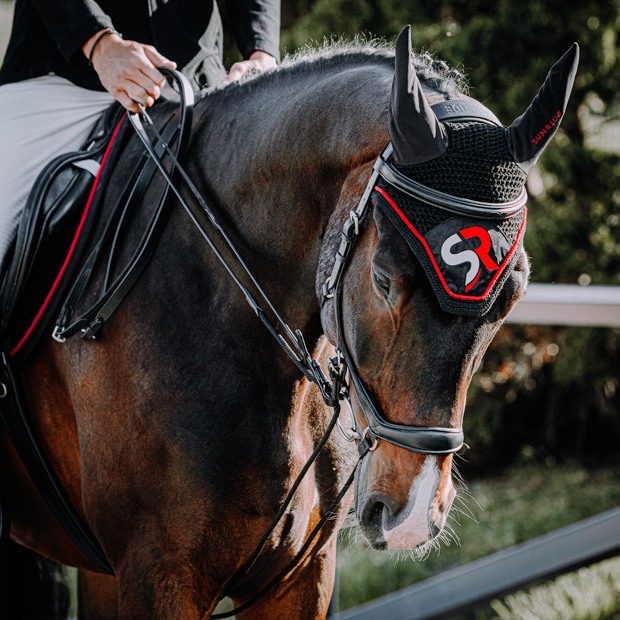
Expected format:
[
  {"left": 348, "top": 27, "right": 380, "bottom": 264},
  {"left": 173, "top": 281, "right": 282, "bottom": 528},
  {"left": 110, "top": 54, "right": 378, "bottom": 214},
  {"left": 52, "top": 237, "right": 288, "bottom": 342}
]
[
  {"left": 360, "top": 497, "right": 388, "bottom": 550},
  {"left": 362, "top": 498, "right": 383, "bottom": 530}
]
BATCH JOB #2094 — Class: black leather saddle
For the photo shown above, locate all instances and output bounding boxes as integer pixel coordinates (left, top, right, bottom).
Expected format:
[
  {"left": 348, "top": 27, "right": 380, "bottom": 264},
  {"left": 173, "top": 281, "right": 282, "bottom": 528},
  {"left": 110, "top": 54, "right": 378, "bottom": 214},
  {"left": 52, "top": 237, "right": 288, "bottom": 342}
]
[{"left": 0, "top": 102, "right": 126, "bottom": 365}]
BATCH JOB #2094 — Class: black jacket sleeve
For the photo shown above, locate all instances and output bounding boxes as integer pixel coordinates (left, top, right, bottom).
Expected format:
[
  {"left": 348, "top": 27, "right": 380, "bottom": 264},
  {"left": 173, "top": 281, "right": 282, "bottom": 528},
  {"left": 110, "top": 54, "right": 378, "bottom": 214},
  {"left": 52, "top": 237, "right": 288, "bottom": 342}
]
[
  {"left": 30, "top": 0, "right": 114, "bottom": 64},
  {"left": 225, "top": 0, "right": 280, "bottom": 62}
]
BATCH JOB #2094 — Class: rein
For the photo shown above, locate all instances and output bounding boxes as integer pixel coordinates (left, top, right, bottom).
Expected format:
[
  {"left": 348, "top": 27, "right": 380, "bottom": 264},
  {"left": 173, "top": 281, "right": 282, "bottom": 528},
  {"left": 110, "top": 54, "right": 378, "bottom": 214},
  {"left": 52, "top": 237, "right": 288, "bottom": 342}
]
[{"left": 52, "top": 70, "right": 502, "bottom": 612}]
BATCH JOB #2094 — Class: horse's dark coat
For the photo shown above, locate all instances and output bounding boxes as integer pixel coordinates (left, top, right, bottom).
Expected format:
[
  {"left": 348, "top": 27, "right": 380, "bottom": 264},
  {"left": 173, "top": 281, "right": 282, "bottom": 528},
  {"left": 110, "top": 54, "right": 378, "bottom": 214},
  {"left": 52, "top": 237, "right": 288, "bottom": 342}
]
[{"left": 1, "top": 43, "right": 529, "bottom": 618}]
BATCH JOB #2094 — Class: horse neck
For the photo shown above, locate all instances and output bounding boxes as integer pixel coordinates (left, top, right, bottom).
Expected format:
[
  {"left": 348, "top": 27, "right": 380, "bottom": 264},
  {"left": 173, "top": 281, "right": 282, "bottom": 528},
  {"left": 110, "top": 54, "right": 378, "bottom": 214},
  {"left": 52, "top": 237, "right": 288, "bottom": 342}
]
[{"left": 186, "top": 63, "right": 392, "bottom": 343}]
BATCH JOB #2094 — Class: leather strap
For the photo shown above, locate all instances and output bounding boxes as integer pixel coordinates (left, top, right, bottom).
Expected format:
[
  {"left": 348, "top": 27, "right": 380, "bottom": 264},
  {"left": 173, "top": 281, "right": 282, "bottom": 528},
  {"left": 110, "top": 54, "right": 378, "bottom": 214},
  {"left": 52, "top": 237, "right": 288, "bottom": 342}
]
[
  {"left": 212, "top": 437, "right": 373, "bottom": 619},
  {"left": 334, "top": 280, "right": 464, "bottom": 455},
  {"left": 375, "top": 155, "right": 527, "bottom": 219},
  {"left": 55, "top": 70, "right": 193, "bottom": 341},
  {"left": 0, "top": 359, "right": 113, "bottom": 573},
  {"left": 431, "top": 100, "right": 502, "bottom": 126},
  {"left": 55, "top": 119, "right": 182, "bottom": 341}
]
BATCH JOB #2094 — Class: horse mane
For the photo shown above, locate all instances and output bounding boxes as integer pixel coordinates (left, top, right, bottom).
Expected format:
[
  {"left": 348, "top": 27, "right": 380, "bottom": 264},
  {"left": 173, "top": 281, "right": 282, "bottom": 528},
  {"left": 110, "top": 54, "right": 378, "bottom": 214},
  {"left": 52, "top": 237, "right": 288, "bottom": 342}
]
[{"left": 201, "top": 37, "right": 467, "bottom": 102}]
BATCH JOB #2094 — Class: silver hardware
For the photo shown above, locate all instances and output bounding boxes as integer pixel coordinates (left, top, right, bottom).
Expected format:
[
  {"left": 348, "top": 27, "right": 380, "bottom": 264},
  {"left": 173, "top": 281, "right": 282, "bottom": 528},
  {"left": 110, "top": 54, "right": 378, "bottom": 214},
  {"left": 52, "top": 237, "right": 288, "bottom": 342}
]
[
  {"left": 336, "top": 392, "right": 360, "bottom": 442},
  {"left": 52, "top": 326, "right": 66, "bottom": 343},
  {"left": 323, "top": 277, "right": 334, "bottom": 299},
  {"left": 0, "top": 383, "right": 7, "bottom": 398},
  {"left": 362, "top": 426, "right": 379, "bottom": 451},
  {"left": 80, "top": 328, "right": 96, "bottom": 340},
  {"left": 349, "top": 211, "right": 359, "bottom": 235}
]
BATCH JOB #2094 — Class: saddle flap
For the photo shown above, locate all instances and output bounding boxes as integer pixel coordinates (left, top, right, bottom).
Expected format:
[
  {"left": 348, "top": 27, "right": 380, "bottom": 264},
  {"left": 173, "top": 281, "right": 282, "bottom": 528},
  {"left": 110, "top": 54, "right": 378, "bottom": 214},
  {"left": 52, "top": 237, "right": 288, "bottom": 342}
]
[{"left": 0, "top": 102, "right": 126, "bottom": 362}]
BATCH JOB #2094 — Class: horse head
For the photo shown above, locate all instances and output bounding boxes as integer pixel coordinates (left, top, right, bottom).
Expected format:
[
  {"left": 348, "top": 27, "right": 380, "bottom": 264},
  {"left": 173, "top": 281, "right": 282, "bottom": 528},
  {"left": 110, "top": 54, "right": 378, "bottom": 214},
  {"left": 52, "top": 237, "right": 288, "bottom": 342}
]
[{"left": 320, "top": 27, "right": 578, "bottom": 551}]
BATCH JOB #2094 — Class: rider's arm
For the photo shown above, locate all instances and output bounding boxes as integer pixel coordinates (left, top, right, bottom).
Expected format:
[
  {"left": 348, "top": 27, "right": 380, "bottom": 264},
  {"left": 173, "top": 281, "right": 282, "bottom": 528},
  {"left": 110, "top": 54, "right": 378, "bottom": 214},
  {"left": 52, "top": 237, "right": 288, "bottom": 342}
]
[
  {"left": 221, "top": 0, "right": 280, "bottom": 85},
  {"left": 30, "top": 0, "right": 114, "bottom": 64},
  {"left": 226, "top": 0, "right": 280, "bottom": 62},
  {"left": 29, "top": 1, "right": 174, "bottom": 113}
]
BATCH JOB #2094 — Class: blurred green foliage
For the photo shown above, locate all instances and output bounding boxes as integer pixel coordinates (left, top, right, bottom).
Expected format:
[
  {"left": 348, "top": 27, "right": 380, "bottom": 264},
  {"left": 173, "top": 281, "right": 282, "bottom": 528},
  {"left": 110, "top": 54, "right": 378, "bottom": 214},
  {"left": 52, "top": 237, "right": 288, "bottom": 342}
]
[{"left": 229, "top": 0, "right": 620, "bottom": 469}]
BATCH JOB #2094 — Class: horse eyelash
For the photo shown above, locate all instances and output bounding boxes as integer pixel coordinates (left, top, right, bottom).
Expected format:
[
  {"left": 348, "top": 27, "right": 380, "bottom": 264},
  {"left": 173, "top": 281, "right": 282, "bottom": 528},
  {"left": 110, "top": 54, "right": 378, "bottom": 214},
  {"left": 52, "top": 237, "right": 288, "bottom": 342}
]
[{"left": 372, "top": 269, "right": 391, "bottom": 298}]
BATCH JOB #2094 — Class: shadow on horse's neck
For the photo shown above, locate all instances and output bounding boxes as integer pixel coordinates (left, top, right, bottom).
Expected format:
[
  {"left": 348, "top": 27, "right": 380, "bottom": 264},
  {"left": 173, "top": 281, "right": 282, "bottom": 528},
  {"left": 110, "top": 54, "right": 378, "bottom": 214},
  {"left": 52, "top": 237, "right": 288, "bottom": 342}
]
[{"left": 181, "top": 60, "right": 393, "bottom": 348}]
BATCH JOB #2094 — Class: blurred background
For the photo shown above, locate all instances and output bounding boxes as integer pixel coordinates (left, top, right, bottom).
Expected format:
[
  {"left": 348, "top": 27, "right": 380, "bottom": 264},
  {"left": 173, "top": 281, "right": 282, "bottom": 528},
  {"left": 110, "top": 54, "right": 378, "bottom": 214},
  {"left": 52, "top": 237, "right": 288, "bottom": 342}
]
[{"left": 2, "top": 0, "right": 620, "bottom": 617}]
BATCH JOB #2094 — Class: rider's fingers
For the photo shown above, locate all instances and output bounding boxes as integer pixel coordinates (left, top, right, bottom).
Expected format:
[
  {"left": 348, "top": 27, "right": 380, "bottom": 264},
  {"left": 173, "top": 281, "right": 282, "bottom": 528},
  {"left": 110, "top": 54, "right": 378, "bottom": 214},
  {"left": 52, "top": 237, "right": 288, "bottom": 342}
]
[
  {"left": 143, "top": 45, "right": 177, "bottom": 72},
  {"left": 221, "top": 60, "right": 257, "bottom": 85},
  {"left": 125, "top": 83, "right": 155, "bottom": 108},
  {"left": 116, "top": 92, "right": 140, "bottom": 114},
  {"left": 117, "top": 58, "right": 163, "bottom": 102},
  {"left": 128, "top": 66, "right": 162, "bottom": 100}
]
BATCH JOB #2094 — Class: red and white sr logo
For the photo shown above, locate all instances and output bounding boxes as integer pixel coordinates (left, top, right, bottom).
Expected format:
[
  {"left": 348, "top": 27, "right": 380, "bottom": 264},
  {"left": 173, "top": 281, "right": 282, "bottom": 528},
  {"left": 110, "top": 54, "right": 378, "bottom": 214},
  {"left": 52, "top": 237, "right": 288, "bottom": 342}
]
[{"left": 441, "top": 226, "right": 499, "bottom": 292}]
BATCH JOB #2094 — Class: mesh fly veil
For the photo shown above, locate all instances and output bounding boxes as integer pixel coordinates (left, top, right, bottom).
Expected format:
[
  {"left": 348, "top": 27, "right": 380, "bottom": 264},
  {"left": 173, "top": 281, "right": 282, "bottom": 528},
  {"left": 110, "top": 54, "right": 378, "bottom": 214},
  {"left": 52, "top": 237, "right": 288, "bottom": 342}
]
[
  {"left": 374, "top": 121, "right": 527, "bottom": 316},
  {"left": 377, "top": 26, "right": 579, "bottom": 316}
]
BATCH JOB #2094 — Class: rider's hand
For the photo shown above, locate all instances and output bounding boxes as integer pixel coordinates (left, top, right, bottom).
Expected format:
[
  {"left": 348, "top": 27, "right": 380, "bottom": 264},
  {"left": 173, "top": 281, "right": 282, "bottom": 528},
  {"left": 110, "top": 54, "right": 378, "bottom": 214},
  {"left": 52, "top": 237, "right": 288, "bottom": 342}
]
[
  {"left": 221, "top": 51, "right": 277, "bottom": 86},
  {"left": 82, "top": 30, "right": 176, "bottom": 113}
]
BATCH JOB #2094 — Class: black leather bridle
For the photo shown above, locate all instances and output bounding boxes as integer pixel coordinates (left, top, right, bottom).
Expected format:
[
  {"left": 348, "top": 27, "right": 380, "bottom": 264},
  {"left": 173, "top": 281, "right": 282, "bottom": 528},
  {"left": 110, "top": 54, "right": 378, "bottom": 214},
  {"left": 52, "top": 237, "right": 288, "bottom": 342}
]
[
  {"left": 318, "top": 101, "right": 528, "bottom": 457},
  {"left": 323, "top": 142, "right": 465, "bottom": 457}
]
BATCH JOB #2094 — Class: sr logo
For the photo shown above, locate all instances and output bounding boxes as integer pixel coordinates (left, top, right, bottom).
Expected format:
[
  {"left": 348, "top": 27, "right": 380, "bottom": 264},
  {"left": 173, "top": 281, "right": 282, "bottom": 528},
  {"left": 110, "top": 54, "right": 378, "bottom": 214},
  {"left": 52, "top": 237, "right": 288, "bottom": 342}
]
[{"left": 441, "top": 226, "right": 499, "bottom": 292}]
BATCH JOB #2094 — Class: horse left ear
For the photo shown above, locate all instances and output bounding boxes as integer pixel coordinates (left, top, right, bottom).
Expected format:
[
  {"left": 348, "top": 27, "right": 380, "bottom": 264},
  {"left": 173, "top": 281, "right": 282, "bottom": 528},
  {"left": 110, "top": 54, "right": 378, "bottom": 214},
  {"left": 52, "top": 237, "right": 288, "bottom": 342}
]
[
  {"left": 505, "top": 43, "right": 579, "bottom": 174},
  {"left": 388, "top": 26, "right": 448, "bottom": 166}
]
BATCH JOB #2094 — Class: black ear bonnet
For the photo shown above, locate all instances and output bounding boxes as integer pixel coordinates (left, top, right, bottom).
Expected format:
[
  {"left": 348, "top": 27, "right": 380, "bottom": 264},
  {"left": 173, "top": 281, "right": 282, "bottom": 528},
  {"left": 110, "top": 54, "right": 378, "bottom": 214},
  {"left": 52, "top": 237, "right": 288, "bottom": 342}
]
[{"left": 376, "top": 27, "right": 579, "bottom": 316}]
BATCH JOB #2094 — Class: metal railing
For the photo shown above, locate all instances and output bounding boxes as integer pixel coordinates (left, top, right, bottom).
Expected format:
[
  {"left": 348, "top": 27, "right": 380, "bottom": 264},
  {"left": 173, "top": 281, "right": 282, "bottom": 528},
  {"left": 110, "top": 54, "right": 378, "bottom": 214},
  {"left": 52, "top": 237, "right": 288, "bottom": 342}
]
[
  {"left": 506, "top": 283, "right": 620, "bottom": 327},
  {"left": 335, "top": 507, "right": 620, "bottom": 619}
]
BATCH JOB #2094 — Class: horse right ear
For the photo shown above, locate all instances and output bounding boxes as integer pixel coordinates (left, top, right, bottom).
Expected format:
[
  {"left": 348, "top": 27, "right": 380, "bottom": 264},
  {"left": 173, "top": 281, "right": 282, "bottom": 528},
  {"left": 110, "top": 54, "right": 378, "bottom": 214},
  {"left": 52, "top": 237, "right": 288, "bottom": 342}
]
[
  {"left": 388, "top": 26, "right": 448, "bottom": 166},
  {"left": 505, "top": 43, "right": 579, "bottom": 174}
]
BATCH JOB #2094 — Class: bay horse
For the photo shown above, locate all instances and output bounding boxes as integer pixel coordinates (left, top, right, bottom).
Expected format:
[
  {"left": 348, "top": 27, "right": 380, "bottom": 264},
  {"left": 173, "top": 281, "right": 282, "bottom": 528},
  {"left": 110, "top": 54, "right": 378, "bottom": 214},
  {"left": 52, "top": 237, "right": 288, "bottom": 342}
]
[{"left": 0, "top": 27, "right": 577, "bottom": 619}]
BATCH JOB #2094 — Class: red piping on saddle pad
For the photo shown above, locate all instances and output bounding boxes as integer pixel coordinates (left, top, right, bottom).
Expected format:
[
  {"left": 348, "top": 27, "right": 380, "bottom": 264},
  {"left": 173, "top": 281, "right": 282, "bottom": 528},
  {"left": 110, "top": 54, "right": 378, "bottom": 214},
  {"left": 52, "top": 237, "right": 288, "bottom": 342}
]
[
  {"left": 10, "top": 113, "right": 127, "bottom": 357},
  {"left": 374, "top": 186, "right": 527, "bottom": 302}
]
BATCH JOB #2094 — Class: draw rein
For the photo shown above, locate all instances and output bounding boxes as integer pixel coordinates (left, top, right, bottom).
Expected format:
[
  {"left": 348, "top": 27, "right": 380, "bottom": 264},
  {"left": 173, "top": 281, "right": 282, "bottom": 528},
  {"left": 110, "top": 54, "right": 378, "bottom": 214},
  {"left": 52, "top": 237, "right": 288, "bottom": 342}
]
[{"left": 53, "top": 70, "right": 494, "bottom": 614}]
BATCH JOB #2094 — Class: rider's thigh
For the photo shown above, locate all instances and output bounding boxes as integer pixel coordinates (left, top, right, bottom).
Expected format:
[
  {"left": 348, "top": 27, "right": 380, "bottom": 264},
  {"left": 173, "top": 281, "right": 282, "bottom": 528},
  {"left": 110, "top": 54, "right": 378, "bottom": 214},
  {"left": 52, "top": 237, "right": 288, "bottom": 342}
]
[{"left": 0, "top": 74, "right": 114, "bottom": 262}]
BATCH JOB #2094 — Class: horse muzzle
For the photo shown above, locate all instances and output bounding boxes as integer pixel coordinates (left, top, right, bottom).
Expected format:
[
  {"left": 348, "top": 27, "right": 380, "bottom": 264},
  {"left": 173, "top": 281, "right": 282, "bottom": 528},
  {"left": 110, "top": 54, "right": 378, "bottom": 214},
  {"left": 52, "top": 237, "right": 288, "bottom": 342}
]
[{"left": 356, "top": 452, "right": 456, "bottom": 550}]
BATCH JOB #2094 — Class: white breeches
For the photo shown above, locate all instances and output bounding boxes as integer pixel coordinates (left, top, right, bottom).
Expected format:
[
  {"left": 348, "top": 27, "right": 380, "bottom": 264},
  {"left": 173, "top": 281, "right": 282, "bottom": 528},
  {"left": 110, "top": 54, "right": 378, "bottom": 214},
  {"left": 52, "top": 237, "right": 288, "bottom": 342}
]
[{"left": 0, "top": 74, "right": 114, "bottom": 264}]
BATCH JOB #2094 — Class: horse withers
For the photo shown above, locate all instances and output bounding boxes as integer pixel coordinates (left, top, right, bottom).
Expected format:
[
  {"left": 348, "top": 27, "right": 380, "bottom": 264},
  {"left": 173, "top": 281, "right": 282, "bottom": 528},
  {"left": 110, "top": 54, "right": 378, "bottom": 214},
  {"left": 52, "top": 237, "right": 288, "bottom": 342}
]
[{"left": 0, "top": 27, "right": 577, "bottom": 619}]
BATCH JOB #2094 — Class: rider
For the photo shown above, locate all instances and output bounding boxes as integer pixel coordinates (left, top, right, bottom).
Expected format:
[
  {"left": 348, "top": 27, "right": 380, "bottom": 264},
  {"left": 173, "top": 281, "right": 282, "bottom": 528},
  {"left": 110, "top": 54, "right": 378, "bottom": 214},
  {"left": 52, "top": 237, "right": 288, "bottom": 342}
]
[{"left": 0, "top": 0, "right": 280, "bottom": 268}]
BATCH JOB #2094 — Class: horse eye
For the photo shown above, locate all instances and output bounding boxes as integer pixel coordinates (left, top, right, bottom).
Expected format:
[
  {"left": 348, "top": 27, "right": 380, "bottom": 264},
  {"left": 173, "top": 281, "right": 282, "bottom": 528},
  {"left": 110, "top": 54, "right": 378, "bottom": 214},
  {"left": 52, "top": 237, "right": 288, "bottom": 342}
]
[{"left": 372, "top": 270, "right": 391, "bottom": 298}]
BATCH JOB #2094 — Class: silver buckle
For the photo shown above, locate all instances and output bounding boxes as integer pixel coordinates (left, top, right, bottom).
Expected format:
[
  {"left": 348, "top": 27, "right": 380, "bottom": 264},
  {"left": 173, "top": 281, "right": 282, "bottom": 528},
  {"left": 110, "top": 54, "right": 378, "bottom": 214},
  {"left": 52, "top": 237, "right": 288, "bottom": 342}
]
[{"left": 52, "top": 325, "right": 66, "bottom": 343}]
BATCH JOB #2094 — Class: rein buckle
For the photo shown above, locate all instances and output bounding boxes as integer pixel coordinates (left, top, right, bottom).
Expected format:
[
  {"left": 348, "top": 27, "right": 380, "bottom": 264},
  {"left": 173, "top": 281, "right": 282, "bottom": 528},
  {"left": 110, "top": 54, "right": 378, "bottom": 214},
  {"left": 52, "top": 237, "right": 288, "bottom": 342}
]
[{"left": 81, "top": 318, "right": 103, "bottom": 342}]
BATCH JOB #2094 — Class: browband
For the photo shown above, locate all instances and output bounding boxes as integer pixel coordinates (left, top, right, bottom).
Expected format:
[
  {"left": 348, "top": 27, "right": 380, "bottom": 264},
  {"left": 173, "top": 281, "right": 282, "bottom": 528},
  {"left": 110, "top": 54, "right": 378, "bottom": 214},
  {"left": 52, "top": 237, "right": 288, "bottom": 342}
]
[{"left": 376, "top": 148, "right": 527, "bottom": 219}]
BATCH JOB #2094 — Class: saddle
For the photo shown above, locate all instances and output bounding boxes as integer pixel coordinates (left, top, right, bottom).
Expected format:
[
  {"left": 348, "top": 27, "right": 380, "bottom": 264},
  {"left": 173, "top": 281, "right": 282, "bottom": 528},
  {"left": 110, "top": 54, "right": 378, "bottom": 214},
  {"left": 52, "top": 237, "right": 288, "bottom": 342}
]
[{"left": 0, "top": 102, "right": 126, "bottom": 364}]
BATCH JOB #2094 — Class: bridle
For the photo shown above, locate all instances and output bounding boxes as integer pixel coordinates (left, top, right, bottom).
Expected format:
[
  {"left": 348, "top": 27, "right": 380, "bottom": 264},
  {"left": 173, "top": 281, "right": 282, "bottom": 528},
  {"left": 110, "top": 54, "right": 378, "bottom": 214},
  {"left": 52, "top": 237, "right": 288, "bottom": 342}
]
[
  {"left": 53, "top": 69, "right": 519, "bottom": 615},
  {"left": 320, "top": 99, "right": 525, "bottom": 456},
  {"left": 322, "top": 142, "right": 468, "bottom": 456}
]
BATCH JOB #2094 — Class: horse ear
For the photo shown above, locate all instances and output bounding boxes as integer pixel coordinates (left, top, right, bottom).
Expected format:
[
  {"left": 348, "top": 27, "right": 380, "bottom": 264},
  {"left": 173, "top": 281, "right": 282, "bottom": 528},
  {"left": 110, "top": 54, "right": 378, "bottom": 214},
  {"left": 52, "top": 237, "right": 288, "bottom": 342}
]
[
  {"left": 505, "top": 43, "right": 579, "bottom": 174},
  {"left": 388, "top": 26, "right": 448, "bottom": 166}
]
